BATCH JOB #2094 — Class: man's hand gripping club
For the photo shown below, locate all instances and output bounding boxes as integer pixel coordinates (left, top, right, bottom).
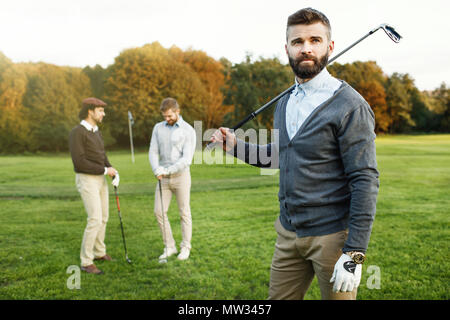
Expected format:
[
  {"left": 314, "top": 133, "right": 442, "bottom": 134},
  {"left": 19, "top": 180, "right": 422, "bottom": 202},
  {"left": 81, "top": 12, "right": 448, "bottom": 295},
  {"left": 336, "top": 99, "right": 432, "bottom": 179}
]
[{"left": 210, "top": 127, "right": 237, "bottom": 152}]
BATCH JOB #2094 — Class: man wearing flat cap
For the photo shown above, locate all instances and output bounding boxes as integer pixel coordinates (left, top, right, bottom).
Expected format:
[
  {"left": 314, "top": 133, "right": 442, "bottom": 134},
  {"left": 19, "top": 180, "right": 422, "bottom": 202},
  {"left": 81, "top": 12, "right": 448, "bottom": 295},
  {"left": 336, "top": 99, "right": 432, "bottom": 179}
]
[{"left": 69, "top": 97, "right": 119, "bottom": 275}]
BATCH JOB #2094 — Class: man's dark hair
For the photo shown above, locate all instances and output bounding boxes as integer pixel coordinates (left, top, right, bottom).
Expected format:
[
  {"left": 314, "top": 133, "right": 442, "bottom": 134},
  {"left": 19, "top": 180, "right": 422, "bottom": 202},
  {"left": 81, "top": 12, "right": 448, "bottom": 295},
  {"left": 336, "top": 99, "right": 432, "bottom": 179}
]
[
  {"left": 286, "top": 8, "right": 331, "bottom": 41},
  {"left": 78, "top": 97, "right": 107, "bottom": 120}
]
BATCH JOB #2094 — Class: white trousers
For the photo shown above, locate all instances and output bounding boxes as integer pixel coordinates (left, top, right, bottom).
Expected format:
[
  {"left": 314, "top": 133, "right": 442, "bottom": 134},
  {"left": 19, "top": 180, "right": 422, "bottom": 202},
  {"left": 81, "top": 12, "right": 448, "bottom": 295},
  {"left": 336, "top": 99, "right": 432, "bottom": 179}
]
[
  {"left": 154, "top": 170, "right": 192, "bottom": 250},
  {"left": 76, "top": 173, "right": 109, "bottom": 267}
]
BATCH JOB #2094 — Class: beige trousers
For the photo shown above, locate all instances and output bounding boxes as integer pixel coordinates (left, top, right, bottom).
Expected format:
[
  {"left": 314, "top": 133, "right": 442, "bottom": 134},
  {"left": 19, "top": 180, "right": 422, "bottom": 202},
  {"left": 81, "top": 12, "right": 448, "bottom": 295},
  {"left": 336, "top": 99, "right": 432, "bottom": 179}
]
[
  {"left": 268, "top": 217, "right": 357, "bottom": 300},
  {"left": 76, "top": 173, "right": 109, "bottom": 267},
  {"left": 154, "top": 170, "right": 192, "bottom": 250}
]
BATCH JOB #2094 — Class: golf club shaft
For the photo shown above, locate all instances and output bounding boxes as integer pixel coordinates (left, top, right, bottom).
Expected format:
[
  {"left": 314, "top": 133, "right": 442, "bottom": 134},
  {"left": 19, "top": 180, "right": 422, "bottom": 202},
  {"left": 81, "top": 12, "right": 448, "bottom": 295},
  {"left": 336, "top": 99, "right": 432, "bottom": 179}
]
[
  {"left": 327, "top": 26, "right": 382, "bottom": 65},
  {"left": 114, "top": 186, "right": 129, "bottom": 259},
  {"left": 159, "top": 180, "right": 168, "bottom": 259},
  {"left": 206, "top": 24, "right": 388, "bottom": 150}
]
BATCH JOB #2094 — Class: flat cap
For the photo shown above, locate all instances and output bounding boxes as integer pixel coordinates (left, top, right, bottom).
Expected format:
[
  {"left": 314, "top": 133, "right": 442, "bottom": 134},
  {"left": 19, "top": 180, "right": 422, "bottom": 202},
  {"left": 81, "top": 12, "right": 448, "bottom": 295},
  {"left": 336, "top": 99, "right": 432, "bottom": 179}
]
[{"left": 82, "top": 97, "right": 107, "bottom": 107}]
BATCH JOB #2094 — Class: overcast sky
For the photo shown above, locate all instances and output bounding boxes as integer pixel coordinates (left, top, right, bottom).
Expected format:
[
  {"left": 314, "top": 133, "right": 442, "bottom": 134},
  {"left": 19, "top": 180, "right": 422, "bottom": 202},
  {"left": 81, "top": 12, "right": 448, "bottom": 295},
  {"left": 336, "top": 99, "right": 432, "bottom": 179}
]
[{"left": 0, "top": 0, "right": 448, "bottom": 91}]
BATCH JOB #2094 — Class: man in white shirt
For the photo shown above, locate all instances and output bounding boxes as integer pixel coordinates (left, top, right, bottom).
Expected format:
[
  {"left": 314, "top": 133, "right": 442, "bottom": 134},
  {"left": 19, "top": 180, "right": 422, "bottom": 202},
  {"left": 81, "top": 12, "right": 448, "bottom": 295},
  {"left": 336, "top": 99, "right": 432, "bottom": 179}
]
[{"left": 149, "top": 97, "right": 196, "bottom": 261}]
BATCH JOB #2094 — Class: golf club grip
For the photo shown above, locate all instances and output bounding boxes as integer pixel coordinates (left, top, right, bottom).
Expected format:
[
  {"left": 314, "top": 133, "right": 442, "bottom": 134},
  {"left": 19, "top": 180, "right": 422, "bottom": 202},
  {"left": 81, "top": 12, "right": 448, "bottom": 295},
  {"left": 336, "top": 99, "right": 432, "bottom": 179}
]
[
  {"left": 116, "top": 197, "right": 121, "bottom": 211},
  {"left": 231, "top": 85, "right": 295, "bottom": 130},
  {"left": 113, "top": 186, "right": 120, "bottom": 208},
  {"left": 203, "top": 114, "right": 252, "bottom": 150},
  {"left": 232, "top": 113, "right": 256, "bottom": 130},
  {"left": 115, "top": 195, "right": 121, "bottom": 211},
  {"left": 205, "top": 85, "right": 294, "bottom": 150}
]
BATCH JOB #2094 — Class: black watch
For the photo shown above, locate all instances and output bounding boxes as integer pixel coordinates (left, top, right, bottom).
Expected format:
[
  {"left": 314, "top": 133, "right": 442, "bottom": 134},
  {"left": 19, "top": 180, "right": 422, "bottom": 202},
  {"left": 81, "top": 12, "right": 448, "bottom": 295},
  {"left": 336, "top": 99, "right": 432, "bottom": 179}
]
[{"left": 345, "top": 251, "right": 366, "bottom": 264}]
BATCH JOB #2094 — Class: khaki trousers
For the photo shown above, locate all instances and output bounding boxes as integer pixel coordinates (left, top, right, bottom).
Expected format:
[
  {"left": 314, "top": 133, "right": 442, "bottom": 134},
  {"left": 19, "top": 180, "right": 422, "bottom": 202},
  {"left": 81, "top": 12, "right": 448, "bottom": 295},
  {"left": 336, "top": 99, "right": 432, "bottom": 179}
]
[
  {"left": 268, "top": 218, "right": 357, "bottom": 300},
  {"left": 154, "top": 170, "right": 192, "bottom": 250},
  {"left": 76, "top": 173, "right": 109, "bottom": 267}
]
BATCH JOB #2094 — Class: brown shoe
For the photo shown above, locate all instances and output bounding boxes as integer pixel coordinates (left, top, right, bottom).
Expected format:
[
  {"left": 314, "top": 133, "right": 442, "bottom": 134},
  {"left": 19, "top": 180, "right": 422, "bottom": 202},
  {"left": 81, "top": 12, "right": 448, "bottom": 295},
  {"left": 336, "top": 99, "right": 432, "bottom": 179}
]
[
  {"left": 81, "top": 264, "right": 103, "bottom": 275},
  {"left": 94, "top": 254, "right": 112, "bottom": 261}
]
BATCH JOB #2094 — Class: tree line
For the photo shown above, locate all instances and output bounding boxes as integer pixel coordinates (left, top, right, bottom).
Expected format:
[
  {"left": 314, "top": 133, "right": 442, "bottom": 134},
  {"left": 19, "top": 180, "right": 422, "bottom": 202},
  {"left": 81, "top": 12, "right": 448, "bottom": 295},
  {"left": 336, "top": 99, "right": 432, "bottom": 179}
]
[{"left": 0, "top": 43, "right": 448, "bottom": 153}]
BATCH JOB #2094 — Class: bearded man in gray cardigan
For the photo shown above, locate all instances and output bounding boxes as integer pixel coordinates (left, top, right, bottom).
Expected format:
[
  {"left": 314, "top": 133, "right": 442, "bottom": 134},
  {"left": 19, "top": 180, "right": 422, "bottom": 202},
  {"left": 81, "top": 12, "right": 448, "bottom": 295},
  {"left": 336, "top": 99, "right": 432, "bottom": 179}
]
[{"left": 211, "top": 8, "right": 379, "bottom": 300}]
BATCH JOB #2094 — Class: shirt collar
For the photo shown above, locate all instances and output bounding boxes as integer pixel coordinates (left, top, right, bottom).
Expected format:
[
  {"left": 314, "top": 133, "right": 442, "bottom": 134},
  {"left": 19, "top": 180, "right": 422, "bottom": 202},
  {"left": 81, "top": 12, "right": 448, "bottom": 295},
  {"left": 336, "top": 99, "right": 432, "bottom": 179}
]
[
  {"left": 293, "top": 67, "right": 333, "bottom": 97},
  {"left": 80, "top": 120, "right": 98, "bottom": 132},
  {"left": 164, "top": 115, "right": 183, "bottom": 127}
]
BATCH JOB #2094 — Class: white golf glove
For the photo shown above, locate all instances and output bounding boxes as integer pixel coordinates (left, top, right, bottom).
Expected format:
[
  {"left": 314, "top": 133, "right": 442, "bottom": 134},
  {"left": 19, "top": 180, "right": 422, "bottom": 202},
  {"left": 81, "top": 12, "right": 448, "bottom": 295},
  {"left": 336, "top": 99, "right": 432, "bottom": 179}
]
[
  {"left": 330, "top": 253, "right": 362, "bottom": 293},
  {"left": 154, "top": 167, "right": 168, "bottom": 177},
  {"left": 112, "top": 173, "right": 120, "bottom": 187},
  {"left": 165, "top": 165, "right": 177, "bottom": 175}
]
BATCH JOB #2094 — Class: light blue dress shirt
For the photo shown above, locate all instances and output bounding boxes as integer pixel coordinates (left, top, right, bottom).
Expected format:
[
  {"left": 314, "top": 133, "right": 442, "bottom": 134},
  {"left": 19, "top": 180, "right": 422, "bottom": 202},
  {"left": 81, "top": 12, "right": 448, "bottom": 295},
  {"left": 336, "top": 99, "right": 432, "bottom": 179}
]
[
  {"left": 285, "top": 68, "right": 342, "bottom": 140},
  {"left": 149, "top": 115, "right": 196, "bottom": 175}
]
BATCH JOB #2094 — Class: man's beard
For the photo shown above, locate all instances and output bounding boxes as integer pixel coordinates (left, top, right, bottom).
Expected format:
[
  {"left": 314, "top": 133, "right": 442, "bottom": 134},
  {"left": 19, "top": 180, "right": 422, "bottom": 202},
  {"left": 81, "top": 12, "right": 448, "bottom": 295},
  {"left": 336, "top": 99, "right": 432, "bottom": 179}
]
[
  {"left": 288, "top": 50, "right": 329, "bottom": 80},
  {"left": 93, "top": 116, "right": 103, "bottom": 125},
  {"left": 167, "top": 115, "right": 179, "bottom": 126}
]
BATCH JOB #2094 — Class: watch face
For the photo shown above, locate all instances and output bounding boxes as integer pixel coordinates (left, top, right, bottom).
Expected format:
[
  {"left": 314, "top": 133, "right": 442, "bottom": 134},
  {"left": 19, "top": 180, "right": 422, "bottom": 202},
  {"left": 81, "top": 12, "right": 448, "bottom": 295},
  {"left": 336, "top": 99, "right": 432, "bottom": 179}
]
[{"left": 353, "top": 253, "right": 365, "bottom": 264}]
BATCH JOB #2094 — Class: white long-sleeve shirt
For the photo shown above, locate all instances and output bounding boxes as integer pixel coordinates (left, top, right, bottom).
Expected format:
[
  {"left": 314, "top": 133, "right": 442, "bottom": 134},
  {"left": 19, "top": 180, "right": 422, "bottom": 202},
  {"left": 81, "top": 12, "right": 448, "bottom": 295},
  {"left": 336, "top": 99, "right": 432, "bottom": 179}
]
[{"left": 149, "top": 116, "right": 196, "bottom": 176}]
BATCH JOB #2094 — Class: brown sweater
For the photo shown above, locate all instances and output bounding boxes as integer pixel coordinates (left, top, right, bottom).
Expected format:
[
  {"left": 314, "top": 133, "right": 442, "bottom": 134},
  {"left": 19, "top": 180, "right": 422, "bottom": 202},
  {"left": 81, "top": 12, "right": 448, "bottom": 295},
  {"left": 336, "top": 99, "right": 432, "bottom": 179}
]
[{"left": 69, "top": 124, "right": 112, "bottom": 175}]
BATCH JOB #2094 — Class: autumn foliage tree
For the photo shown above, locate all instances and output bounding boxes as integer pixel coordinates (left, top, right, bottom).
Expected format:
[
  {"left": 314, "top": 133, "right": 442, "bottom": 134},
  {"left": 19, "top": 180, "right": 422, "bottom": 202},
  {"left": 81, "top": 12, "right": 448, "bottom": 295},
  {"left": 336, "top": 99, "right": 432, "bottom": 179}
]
[
  {"left": 168, "top": 47, "right": 232, "bottom": 129},
  {"left": 385, "top": 73, "right": 415, "bottom": 133},
  {"left": 329, "top": 61, "right": 392, "bottom": 133},
  {"left": 104, "top": 42, "right": 219, "bottom": 146},
  {"left": 0, "top": 48, "right": 448, "bottom": 154},
  {"left": 358, "top": 80, "right": 390, "bottom": 133}
]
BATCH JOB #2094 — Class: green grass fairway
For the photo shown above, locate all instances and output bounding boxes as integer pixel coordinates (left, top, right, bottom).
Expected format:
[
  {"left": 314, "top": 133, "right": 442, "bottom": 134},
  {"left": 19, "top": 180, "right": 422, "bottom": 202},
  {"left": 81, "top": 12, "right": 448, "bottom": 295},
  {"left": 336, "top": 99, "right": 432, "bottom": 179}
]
[{"left": 0, "top": 134, "right": 449, "bottom": 299}]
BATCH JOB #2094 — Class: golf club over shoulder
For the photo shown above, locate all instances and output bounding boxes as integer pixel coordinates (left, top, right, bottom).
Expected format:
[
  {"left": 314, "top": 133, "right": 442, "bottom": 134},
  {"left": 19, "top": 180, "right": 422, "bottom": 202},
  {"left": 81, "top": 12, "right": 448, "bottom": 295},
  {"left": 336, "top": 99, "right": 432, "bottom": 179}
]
[{"left": 206, "top": 23, "right": 402, "bottom": 150}]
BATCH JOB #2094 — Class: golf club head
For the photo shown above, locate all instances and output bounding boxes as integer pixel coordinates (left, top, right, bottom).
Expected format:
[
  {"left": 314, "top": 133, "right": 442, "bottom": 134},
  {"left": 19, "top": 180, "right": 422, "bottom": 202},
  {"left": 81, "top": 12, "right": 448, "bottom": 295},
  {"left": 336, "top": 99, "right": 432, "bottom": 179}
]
[
  {"left": 159, "top": 258, "right": 168, "bottom": 264},
  {"left": 381, "top": 24, "right": 402, "bottom": 43},
  {"left": 126, "top": 257, "right": 132, "bottom": 264}
]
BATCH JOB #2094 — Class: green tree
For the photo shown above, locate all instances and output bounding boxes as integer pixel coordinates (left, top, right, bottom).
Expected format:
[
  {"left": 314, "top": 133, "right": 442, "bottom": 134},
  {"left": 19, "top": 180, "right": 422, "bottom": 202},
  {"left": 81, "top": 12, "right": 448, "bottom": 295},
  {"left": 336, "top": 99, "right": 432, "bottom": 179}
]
[
  {"left": 431, "top": 83, "right": 450, "bottom": 132},
  {"left": 0, "top": 55, "right": 30, "bottom": 153},
  {"left": 82, "top": 64, "right": 109, "bottom": 99},
  {"left": 223, "top": 55, "right": 292, "bottom": 130},
  {"left": 1, "top": 59, "right": 91, "bottom": 153},
  {"left": 409, "top": 89, "right": 438, "bottom": 132},
  {"left": 21, "top": 63, "right": 92, "bottom": 151},
  {"left": 385, "top": 73, "right": 414, "bottom": 133}
]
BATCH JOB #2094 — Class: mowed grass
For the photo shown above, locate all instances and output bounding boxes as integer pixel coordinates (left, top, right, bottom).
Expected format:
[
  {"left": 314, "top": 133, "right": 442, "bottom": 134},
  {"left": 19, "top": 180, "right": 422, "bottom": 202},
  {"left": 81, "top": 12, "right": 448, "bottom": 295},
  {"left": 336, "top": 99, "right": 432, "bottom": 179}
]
[{"left": 0, "top": 134, "right": 449, "bottom": 300}]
